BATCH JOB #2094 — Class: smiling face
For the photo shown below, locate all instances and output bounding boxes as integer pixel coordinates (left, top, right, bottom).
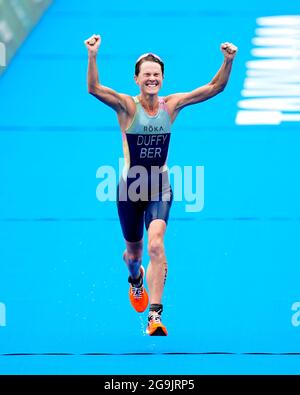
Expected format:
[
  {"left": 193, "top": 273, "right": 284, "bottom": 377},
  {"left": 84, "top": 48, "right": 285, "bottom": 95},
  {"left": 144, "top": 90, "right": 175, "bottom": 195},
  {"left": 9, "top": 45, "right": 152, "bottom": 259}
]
[{"left": 134, "top": 61, "right": 164, "bottom": 96}]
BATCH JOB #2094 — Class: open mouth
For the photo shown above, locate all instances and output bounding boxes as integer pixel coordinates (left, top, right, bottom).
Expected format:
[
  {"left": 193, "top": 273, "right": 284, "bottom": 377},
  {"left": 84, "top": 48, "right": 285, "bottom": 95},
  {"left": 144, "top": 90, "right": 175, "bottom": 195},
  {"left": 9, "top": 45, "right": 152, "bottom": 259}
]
[{"left": 145, "top": 82, "right": 159, "bottom": 88}]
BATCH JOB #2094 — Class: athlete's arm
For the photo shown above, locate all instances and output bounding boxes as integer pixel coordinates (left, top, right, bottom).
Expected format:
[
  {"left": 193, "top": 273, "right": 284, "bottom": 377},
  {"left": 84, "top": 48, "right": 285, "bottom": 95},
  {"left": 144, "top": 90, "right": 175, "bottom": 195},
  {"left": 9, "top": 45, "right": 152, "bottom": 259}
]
[
  {"left": 84, "top": 34, "right": 129, "bottom": 113},
  {"left": 166, "top": 42, "right": 238, "bottom": 113}
]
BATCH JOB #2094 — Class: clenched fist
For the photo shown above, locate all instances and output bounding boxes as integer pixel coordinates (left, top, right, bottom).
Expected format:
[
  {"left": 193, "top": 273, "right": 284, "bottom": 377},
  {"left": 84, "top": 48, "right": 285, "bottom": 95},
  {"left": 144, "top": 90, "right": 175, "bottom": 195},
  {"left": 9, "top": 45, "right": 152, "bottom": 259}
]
[
  {"left": 221, "top": 42, "right": 238, "bottom": 60},
  {"left": 84, "top": 34, "right": 101, "bottom": 56}
]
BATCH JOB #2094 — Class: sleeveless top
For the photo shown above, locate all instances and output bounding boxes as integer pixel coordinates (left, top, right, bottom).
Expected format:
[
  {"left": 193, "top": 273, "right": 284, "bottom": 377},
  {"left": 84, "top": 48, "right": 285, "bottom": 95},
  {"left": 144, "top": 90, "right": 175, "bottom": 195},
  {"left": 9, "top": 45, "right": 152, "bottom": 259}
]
[{"left": 121, "top": 96, "right": 172, "bottom": 180}]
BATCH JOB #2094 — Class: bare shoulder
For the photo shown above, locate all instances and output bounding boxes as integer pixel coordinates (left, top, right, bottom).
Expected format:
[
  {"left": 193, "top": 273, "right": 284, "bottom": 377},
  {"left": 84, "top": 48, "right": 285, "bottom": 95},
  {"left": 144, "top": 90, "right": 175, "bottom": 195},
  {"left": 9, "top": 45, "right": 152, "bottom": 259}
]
[
  {"left": 164, "top": 93, "right": 180, "bottom": 107},
  {"left": 164, "top": 93, "right": 189, "bottom": 110},
  {"left": 117, "top": 94, "right": 136, "bottom": 132},
  {"left": 89, "top": 84, "right": 137, "bottom": 115},
  {"left": 120, "top": 93, "right": 136, "bottom": 116},
  {"left": 163, "top": 93, "right": 186, "bottom": 123}
]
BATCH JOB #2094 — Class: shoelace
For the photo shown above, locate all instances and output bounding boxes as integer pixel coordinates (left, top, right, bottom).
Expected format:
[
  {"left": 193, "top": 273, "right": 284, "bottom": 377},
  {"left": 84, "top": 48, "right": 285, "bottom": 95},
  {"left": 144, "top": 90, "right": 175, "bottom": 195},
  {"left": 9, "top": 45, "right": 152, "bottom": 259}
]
[
  {"left": 131, "top": 284, "right": 144, "bottom": 299},
  {"left": 148, "top": 312, "right": 161, "bottom": 324}
]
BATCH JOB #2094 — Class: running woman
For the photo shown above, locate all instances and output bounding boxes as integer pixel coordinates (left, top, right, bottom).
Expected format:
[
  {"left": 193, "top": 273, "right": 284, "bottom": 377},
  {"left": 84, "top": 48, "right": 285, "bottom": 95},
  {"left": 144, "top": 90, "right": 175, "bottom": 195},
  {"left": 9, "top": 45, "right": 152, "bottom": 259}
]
[{"left": 84, "top": 35, "right": 237, "bottom": 336}]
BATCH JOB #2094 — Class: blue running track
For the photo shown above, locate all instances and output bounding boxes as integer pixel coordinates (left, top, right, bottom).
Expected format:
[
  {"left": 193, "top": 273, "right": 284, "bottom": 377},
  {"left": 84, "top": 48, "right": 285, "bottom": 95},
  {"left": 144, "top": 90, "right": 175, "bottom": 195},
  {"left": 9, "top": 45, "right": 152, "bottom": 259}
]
[{"left": 0, "top": 0, "right": 300, "bottom": 374}]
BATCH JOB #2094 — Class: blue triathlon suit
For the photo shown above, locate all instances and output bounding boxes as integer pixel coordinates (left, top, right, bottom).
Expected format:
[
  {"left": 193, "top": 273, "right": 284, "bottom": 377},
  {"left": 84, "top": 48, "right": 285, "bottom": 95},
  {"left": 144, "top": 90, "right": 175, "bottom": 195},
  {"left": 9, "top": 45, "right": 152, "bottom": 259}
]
[{"left": 117, "top": 96, "right": 173, "bottom": 242}]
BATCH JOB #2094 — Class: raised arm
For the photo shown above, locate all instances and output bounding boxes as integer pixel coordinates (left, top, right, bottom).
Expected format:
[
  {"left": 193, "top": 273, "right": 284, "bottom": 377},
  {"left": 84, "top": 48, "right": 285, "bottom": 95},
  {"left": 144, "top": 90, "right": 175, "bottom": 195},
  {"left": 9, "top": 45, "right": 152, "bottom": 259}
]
[
  {"left": 166, "top": 42, "right": 238, "bottom": 115},
  {"left": 84, "top": 34, "right": 129, "bottom": 113}
]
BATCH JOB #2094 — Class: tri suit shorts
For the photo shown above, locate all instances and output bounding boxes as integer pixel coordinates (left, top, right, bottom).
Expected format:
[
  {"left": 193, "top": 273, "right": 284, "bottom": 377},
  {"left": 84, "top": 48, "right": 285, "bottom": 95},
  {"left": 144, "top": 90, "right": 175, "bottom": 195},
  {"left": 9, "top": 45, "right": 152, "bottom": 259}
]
[{"left": 117, "top": 169, "right": 173, "bottom": 242}]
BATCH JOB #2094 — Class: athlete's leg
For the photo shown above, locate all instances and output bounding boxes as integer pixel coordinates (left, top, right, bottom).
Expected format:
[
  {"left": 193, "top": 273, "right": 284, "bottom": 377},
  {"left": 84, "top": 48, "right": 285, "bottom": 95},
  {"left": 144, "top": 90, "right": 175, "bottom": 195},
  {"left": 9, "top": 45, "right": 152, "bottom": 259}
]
[
  {"left": 145, "top": 219, "right": 168, "bottom": 335},
  {"left": 123, "top": 238, "right": 148, "bottom": 312},
  {"left": 117, "top": 180, "right": 149, "bottom": 312},
  {"left": 145, "top": 185, "right": 173, "bottom": 304},
  {"left": 117, "top": 178, "right": 145, "bottom": 279},
  {"left": 144, "top": 181, "right": 173, "bottom": 335},
  {"left": 146, "top": 219, "right": 167, "bottom": 304},
  {"left": 123, "top": 239, "right": 143, "bottom": 281}
]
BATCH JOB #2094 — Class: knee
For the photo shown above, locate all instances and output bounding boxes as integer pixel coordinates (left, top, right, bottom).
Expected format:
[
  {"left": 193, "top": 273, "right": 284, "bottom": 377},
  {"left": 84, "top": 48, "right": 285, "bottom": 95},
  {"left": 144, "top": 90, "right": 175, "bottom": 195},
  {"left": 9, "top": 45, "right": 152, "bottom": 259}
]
[
  {"left": 148, "top": 237, "right": 164, "bottom": 260},
  {"left": 125, "top": 241, "right": 143, "bottom": 262},
  {"left": 124, "top": 251, "right": 141, "bottom": 263}
]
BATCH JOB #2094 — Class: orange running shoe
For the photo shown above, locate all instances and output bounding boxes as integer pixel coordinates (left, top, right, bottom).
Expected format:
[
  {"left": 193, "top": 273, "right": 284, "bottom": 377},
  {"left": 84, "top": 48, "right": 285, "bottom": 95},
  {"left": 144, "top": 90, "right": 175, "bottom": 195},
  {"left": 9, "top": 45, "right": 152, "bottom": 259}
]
[
  {"left": 128, "top": 266, "right": 149, "bottom": 313},
  {"left": 146, "top": 311, "right": 168, "bottom": 336}
]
